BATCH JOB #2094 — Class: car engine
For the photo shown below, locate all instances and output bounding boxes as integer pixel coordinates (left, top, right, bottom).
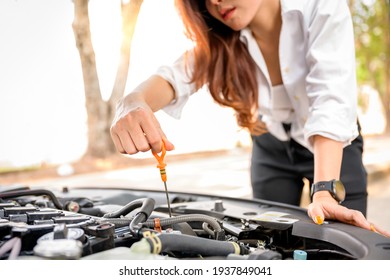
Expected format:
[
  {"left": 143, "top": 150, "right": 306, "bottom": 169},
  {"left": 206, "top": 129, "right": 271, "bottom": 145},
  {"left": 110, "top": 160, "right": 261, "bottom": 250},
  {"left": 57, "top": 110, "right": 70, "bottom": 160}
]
[{"left": 1, "top": 184, "right": 389, "bottom": 260}]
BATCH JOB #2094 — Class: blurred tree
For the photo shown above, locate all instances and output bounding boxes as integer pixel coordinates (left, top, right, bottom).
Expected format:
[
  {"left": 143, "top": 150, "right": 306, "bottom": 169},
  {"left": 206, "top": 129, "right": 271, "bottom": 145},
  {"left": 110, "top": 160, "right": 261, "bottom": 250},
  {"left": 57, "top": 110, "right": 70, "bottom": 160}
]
[
  {"left": 350, "top": 0, "right": 390, "bottom": 133},
  {"left": 72, "top": 0, "right": 143, "bottom": 158}
]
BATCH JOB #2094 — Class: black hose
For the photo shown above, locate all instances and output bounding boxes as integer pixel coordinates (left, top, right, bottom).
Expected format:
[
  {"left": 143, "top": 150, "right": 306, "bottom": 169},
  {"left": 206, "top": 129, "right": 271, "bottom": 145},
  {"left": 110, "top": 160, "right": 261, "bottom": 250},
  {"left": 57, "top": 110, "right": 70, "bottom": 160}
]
[
  {"left": 103, "top": 198, "right": 153, "bottom": 218},
  {"left": 0, "top": 185, "right": 30, "bottom": 193},
  {"left": 123, "top": 198, "right": 155, "bottom": 236},
  {"left": 130, "top": 213, "right": 147, "bottom": 236},
  {"left": 98, "top": 218, "right": 132, "bottom": 228},
  {"left": 136, "top": 198, "right": 155, "bottom": 218},
  {"left": 99, "top": 198, "right": 156, "bottom": 229},
  {"left": 142, "top": 214, "right": 223, "bottom": 237},
  {"left": 143, "top": 233, "right": 249, "bottom": 257},
  {"left": 0, "top": 189, "right": 63, "bottom": 209}
]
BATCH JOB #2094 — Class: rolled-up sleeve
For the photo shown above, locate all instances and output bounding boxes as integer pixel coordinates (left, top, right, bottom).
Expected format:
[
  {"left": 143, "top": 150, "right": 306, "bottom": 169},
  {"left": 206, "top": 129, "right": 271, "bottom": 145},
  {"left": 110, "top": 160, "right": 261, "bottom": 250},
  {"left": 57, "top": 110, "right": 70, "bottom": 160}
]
[
  {"left": 155, "top": 51, "right": 197, "bottom": 119},
  {"left": 304, "top": 0, "right": 359, "bottom": 147}
]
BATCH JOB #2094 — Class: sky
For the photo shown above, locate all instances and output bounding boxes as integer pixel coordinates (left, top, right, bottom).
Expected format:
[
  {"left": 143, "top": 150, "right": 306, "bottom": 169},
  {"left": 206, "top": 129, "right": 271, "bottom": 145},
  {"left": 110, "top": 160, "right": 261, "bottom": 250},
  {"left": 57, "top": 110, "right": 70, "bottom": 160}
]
[{"left": 0, "top": 0, "right": 247, "bottom": 168}]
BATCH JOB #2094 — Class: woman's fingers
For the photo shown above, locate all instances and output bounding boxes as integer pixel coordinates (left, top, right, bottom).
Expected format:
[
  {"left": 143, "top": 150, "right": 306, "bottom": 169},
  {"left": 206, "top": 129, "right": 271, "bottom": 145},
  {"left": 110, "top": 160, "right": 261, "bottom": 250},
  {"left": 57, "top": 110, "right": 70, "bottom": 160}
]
[
  {"left": 142, "top": 111, "right": 166, "bottom": 153},
  {"left": 110, "top": 102, "right": 173, "bottom": 154},
  {"left": 332, "top": 206, "right": 371, "bottom": 230},
  {"left": 370, "top": 224, "right": 390, "bottom": 238},
  {"left": 308, "top": 199, "right": 390, "bottom": 238},
  {"left": 308, "top": 199, "right": 370, "bottom": 229}
]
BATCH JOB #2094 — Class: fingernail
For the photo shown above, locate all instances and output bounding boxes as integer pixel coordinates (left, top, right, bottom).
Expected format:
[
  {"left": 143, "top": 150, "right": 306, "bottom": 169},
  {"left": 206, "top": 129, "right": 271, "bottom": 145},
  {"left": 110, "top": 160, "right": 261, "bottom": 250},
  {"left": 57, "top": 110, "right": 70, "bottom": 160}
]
[
  {"left": 315, "top": 216, "right": 323, "bottom": 225},
  {"left": 370, "top": 224, "right": 379, "bottom": 233}
]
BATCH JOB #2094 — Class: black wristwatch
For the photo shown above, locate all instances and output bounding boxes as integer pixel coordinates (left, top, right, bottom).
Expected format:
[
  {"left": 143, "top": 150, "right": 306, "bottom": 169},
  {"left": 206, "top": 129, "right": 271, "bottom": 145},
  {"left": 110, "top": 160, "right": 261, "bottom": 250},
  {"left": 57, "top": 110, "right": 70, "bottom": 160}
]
[{"left": 310, "top": 179, "right": 346, "bottom": 203}]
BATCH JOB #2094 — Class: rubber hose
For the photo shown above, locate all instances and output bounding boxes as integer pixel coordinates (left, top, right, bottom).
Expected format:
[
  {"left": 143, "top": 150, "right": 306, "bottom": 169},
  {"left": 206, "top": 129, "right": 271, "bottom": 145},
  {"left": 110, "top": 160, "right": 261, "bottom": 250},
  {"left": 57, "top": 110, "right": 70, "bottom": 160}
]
[
  {"left": 130, "top": 213, "right": 147, "bottom": 235},
  {"left": 100, "top": 198, "right": 155, "bottom": 228},
  {"left": 98, "top": 218, "right": 132, "bottom": 228},
  {"left": 142, "top": 214, "right": 222, "bottom": 233},
  {"left": 0, "top": 189, "right": 63, "bottom": 209},
  {"left": 102, "top": 198, "right": 154, "bottom": 219},
  {"left": 144, "top": 233, "right": 248, "bottom": 257},
  {"left": 136, "top": 198, "right": 155, "bottom": 218},
  {"left": 202, "top": 222, "right": 215, "bottom": 238}
]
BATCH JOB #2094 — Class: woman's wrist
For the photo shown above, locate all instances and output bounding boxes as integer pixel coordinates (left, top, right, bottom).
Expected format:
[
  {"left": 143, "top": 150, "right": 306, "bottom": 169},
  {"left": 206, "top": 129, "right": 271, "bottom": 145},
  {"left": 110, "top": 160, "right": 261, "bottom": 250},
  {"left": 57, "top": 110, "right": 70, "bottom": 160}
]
[{"left": 312, "top": 190, "right": 338, "bottom": 204}]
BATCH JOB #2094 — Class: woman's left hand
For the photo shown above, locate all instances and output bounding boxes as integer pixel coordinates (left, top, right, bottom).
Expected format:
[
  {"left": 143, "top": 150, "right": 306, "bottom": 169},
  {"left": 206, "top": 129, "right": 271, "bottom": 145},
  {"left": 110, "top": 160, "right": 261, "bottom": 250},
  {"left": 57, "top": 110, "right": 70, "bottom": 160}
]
[{"left": 307, "top": 197, "right": 390, "bottom": 238}]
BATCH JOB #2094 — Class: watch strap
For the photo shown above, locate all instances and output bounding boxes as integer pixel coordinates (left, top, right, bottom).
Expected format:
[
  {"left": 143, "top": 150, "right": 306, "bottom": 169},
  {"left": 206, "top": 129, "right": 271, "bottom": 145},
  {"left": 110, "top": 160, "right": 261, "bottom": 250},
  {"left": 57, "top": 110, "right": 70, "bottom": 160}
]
[{"left": 311, "top": 180, "right": 336, "bottom": 200}]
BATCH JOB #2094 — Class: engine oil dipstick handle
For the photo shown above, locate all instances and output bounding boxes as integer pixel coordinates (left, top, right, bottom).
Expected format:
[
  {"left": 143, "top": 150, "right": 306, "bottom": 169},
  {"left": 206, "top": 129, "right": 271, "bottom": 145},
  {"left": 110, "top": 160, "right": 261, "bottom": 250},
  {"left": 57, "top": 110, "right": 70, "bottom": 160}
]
[{"left": 152, "top": 141, "right": 172, "bottom": 217}]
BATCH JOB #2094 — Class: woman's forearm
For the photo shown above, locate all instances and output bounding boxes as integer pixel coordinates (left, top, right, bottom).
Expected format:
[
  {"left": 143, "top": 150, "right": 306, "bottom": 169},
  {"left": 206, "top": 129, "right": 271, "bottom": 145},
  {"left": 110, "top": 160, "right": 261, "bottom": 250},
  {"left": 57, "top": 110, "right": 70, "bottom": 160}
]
[
  {"left": 312, "top": 135, "right": 343, "bottom": 200},
  {"left": 120, "top": 75, "right": 175, "bottom": 112}
]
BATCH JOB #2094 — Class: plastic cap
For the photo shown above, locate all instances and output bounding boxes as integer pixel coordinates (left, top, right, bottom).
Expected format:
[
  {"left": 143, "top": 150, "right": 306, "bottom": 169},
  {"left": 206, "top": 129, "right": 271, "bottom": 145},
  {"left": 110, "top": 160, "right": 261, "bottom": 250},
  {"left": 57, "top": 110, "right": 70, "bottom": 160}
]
[{"left": 293, "top": 250, "right": 307, "bottom": 260}]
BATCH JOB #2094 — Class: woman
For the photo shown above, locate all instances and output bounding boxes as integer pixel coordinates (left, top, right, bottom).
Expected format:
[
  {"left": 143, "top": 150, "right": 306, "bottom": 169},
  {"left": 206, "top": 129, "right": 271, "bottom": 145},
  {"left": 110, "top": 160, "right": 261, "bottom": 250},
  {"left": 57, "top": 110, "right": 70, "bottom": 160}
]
[{"left": 110, "top": 0, "right": 389, "bottom": 236}]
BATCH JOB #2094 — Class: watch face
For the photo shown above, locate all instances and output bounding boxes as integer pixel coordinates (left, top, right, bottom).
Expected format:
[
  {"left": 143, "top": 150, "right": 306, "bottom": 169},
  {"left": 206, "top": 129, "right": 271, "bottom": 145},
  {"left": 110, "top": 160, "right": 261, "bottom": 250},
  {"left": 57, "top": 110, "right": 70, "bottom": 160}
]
[{"left": 334, "top": 180, "right": 346, "bottom": 202}]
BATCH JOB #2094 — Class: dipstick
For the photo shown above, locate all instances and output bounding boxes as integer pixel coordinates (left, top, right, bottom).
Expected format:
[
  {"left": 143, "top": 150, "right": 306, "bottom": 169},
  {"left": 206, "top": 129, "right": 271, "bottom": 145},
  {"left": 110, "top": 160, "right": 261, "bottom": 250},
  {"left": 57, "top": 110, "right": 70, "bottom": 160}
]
[{"left": 152, "top": 141, "right": 172, "bottom": 217}]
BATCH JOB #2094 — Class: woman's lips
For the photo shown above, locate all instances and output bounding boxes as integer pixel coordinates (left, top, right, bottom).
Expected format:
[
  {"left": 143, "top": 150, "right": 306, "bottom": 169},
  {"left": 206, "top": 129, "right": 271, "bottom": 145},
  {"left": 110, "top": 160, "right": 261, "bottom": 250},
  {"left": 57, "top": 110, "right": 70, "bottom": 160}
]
[{"left": 220, "top": 7, "right": 236, "bottom": 21}]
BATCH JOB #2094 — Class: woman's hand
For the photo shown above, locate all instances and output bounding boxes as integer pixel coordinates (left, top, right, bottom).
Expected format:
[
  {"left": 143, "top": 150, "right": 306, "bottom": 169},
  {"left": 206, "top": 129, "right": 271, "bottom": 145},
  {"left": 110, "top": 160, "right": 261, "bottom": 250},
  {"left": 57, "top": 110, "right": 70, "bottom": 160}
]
[
  {"left": 308, "top": 135, "right": 390, "bottom": 237},
  {"left": 110, "top": 76, "right": 176, "bottom": 155},
  {"left": 110, "top": 98, "right": 174, "bottom": 155},
  {"left": 307, "top": 196, "right": 390, "bottom": 238}
]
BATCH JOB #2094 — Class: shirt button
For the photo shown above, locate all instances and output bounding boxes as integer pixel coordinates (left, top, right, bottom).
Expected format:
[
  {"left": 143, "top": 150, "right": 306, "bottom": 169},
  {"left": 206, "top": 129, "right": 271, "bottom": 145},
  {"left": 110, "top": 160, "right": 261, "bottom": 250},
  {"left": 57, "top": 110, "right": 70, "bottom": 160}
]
[
  {"left": 294, "top": 95, "right": 299, "bottom": 100},
  {"left": 284, "top": 67, "right": 290, "bottom": 73}
]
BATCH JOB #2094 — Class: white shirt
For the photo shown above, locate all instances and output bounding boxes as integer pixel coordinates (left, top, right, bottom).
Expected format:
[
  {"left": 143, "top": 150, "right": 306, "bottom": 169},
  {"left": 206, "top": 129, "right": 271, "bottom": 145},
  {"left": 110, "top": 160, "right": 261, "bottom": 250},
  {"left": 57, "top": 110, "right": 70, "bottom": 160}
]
[
  {"left": 156, "top": 0, "right": 359, "bottom": 152},
  {"left": 269, "top": 84, "right": 294, "bottom": 123}
]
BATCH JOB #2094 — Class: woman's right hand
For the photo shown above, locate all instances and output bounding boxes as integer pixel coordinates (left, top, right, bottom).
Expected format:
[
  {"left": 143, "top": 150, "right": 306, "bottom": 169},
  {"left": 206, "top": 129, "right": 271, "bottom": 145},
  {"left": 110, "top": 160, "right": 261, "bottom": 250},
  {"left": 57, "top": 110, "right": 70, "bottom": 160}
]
[{"left": 110, "top": 98, "right": 174, "bottom": 155}]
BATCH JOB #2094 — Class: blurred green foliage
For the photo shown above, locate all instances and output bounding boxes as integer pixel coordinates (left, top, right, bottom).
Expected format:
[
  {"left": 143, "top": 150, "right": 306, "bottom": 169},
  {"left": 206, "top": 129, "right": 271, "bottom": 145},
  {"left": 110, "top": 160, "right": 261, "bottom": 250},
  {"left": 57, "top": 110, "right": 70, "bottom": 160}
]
[{"left": 351, "top": 0, "right": 390, "bottom": 115}]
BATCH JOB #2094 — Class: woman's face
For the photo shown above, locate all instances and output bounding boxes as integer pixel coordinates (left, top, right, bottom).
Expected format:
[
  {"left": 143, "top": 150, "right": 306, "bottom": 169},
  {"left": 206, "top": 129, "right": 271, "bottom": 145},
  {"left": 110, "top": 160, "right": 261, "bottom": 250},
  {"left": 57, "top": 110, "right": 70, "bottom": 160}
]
[{"left": 205, "top": 0, "right": 263, "bottom": 31}]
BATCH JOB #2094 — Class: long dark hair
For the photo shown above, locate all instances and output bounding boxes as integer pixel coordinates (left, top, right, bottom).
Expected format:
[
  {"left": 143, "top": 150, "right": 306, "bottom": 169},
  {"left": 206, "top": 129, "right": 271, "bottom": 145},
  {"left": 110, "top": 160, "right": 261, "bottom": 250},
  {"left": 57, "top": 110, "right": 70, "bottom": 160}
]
[{"left": 175, "top": 0, "right": 266, "bottom": 134}]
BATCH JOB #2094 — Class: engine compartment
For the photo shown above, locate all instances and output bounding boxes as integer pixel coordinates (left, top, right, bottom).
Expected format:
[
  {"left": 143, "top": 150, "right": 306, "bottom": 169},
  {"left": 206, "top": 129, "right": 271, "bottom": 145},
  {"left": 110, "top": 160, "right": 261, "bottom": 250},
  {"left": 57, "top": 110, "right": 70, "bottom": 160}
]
[{"left": 1, "top": 185, "right": 389, "bottom": 260}]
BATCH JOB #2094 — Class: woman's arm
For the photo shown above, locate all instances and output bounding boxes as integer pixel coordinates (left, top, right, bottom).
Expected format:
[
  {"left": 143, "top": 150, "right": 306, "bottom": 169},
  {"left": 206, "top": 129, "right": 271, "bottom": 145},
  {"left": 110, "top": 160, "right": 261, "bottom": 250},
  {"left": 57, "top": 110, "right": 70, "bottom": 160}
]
[
  {"left": 312, "top": 135, "right": 343, "bottom": 186},
  {"left": 308, "top": 135, "right": 376, "bottom": 231},
  {"left": 110, "top": 75, "right": 176, "bottom": 154}
]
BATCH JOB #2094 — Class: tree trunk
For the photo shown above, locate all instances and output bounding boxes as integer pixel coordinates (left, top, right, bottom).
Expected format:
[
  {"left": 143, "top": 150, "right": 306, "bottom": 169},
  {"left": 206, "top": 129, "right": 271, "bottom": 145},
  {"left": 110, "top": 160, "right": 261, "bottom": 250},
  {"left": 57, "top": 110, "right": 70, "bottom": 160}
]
[
  {"left": 72, "top": 0, "right": 143, "bottom": 158},
  {"left": 108, "top": 0, "right": 144, "bottom": 122},
  {"left": 72, "top": 0, "right": 112, "bottom": 158}
]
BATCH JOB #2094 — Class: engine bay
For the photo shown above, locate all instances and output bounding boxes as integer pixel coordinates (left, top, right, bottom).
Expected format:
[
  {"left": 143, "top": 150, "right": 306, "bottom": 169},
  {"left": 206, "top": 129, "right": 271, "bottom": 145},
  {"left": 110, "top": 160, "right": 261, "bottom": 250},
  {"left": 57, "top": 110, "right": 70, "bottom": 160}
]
[{"left": 1, "top": 184, "right": 389, "bottom": 260}]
